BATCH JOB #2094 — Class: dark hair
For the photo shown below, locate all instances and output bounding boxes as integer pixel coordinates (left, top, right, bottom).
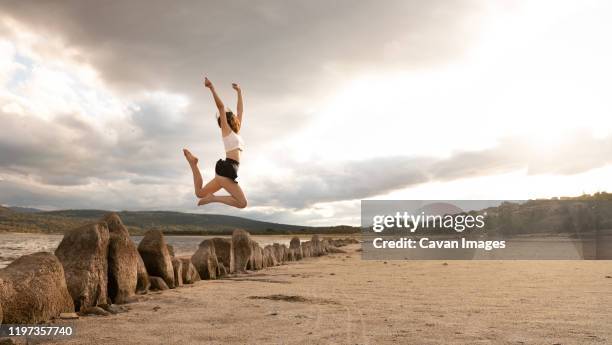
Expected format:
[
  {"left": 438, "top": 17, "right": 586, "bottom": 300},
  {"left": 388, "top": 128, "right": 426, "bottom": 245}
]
[{"left": 217, "top": 110, "right": 241, "bottom": 133}]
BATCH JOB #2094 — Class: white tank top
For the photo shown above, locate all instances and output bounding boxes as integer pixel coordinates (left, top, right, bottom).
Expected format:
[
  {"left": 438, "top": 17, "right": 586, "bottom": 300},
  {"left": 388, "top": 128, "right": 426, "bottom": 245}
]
[{"left": 223, "top": 131, "right": 244, "bottom": 152}]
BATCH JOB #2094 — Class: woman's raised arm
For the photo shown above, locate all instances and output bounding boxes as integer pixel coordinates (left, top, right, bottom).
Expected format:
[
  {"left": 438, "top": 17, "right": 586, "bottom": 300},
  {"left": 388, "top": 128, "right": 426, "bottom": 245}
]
[
  {"left": 232, "top": 82, "right": 243, "bottom": 124},
  {"left": 204, "top": 77, "right": 230, "bottom": 135}
]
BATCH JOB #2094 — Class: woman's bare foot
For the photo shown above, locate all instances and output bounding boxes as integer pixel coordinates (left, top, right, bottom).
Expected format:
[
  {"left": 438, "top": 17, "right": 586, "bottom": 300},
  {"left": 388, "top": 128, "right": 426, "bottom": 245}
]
[
  {"left": 197, "top": 194, "right": 214, "bottom": 206},
  {"left": 183, "top": 148, "right": 198, "bottom": 165}
]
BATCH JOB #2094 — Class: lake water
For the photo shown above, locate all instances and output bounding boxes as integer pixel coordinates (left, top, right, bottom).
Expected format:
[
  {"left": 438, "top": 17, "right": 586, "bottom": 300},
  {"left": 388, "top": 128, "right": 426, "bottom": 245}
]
[{"left": 0, "top": 233, "right": 315, "bottom": 269}]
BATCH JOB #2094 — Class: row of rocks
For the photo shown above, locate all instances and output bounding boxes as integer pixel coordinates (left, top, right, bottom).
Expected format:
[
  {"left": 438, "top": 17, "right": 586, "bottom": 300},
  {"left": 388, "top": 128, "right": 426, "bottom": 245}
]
[
  {"left": 189, "top": 231, "right": 357, "bottom": 281},
  {"left": 0, "top": 213, "right": 358, "bottom": 324}
]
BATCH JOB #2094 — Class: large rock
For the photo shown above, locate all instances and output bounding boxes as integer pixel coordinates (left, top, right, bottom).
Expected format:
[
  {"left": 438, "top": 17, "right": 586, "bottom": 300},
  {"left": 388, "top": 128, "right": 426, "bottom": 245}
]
[
  {"left": 171, "top": 258, "right": 183, "bottom": 287},
  {"left": 232, "top": 230, "right": 252, "bottom": 273},
  {"left": 55, "top": 222, "right": 110, "bottom": 311},
  {"left": 320, "top": 239, "right": 330, "bottom": 255},
  {"left": 103, "top": 213, "right": 138, "bottom": 304},
  {"left": 263, "top": 245, "right": 278, "bottom": 266},
  {"left": 302, "top": 241, "right": 312, "bottom": 257},
  {"left": 290, "top": 237, "right": 303, "bottom": 261},
  {"left": 136, "top": 254, "right": 150, "bottom": 294},
  {"left": 247, "top": 241, "right": 263, "bottom": 270},
  {"left": 149, "top": 276, "right": 169, "bottom": 291},
  {"left": 179, "top": 258, "right": 200, "bottom": 284},
  {"left": 137, "top": 230, "right": 175, "bottom": 288},
  {"left": 0, "top": 252, "right": 74, "bottom": 323},
  {"left": 211, "top": 238, "right": 232, "bottom": 274},
  {"left": 261, "top": 246, "right": 270, "bottom": 268},
  {"left": 272, "top": 243, "right": 284, "bottom": 264},
  {"left": 311, "top": 235, "right": 322, "bottom": 256},
  {"left": 191, "top": 239, "right": 219, "bottom": 280}
]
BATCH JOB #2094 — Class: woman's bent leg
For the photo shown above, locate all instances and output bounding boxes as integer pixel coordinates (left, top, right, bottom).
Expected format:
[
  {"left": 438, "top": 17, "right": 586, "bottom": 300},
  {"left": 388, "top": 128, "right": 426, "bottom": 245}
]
[
  {"left": 198, "top": 175, "right": 247, "bottom": 209},
  {"left": 197, "top": 178, "right": 222, "bottom": 199}
]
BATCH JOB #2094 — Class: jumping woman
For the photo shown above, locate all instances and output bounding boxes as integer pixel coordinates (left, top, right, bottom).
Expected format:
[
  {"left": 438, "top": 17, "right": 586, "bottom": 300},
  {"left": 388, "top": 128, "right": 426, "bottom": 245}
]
[{"left": 183, "top": 77, "right": 247, "bottom": 209}]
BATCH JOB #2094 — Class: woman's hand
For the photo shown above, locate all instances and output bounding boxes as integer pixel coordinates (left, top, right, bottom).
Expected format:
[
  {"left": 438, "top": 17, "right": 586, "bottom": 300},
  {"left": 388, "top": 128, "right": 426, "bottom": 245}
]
[
  {"left": 204, "top": 77, "right": 213, "bottom": 89},
  {"left": 234, "top": 83, "right": 243, "bottom": 120}
]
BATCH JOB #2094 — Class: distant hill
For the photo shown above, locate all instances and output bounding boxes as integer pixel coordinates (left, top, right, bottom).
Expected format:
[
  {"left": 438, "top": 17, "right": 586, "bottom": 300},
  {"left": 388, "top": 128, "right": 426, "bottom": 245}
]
[
  {"left": 0, "top": 208, "right": 358, "bottom": 236},
  {"left": 8, "top": 206, "right": 43, "bottom": 213},
  {"left": 480, "top": 192, "right": 612, "bottom": 235},
  {"left": 0, "top": 206, "right": 13, "bottom": 214}
]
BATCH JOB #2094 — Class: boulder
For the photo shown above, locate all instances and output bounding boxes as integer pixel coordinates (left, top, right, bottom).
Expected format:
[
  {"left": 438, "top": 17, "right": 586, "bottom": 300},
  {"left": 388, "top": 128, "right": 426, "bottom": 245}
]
[
  {"left": 281, "top": 244, "right": 289, "bottom": 261},
  {"left": 136, "top": 253, "right": 150, "bottom": 294},
  {"left": 290, "top": 237, "right": 303, "bottom": 261},
  {"left": 167, "top": 245, "right": 175, "bottom": 257},
  {"left": 273, "top": 243, "right": 284, "bottom": 264},
  {"left": 137, "top": 230, "right": 175, "bottom": 288},
  {"left": 261, "top": 247, "right": 269, "bottom": 268},
  {"left": 302, "top": 241, "right": 312, "bottom": 257},
  {"left": 263, "top": 245, "right": 278, "bottom": 266},
  {"left": 171, "top": 258, "right": 183, "bottom": 287},
  {"left": 179, "top": 258, "right": 200, "bottom": 284},
  {"left": 211, "top": 238, "right": 232, "bottom": 274},
  {"left": 257, "top": 246, "right": 265, "bottom": 266},
  {"left": 247, "top": 241, "right": 263, "bottom": 270},
  {"left": 55, "top": 222, "right": 110, "bottom": 310},
  {"left": 311, "top": 235, "right": 322, "bottom": 256},
  {"left": 191, "top": 239, "right": 219, "bottom": 280},
  {"left": 270, "top": 245, "right": 279, "bottom": 265},
  {"left": 0, "top": 252, "right": 74, "bottom": 323},
  {"left": 103, "top": 213, "right": 138, "bottom": 304},
  {"left": 320, "top": 239, "right": 330, "bottom": 255},
  {"left": 232, "top": 230, "right": 252, "bottom": 273},
  {"left": 149, "top": 276, "right": 169, "bottom": 291}
]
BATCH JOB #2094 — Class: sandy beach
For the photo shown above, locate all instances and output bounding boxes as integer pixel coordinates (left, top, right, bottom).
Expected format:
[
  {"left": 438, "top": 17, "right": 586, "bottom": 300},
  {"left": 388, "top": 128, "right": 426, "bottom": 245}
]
[{"left": 39, "top": 243, "right": 611, "bottom": 345}]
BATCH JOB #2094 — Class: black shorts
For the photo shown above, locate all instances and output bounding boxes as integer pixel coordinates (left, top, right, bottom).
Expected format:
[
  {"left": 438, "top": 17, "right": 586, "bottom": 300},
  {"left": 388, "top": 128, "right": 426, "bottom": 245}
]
[{"left": 215, "top": 158, "right": 239, "bottom": 183}]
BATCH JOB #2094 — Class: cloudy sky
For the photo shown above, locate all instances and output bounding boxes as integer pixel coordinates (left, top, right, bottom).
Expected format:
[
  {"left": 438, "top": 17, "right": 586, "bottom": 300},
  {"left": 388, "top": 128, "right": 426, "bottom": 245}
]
[{"left": 1, "top": 0, "right": 611, "bottom": 226}]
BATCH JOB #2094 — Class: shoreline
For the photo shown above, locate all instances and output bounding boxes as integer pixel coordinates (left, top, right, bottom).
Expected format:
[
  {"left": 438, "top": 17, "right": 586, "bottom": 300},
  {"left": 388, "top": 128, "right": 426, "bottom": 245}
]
[{"left": 0, "top": 233, "right": 360, "bottom": 269}]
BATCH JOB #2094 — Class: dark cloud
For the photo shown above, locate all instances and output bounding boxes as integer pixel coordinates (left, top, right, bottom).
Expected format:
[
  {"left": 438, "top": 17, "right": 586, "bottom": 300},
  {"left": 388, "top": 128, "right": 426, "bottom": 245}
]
[
  {"left": 0, "top": 176, "right": 195, "bottom": 211},
  {"left": 0, "top": 0, "right": 485, "bottom": 145},
  {"left": 0, "top": 0, "right": 483, "bottom": 89},
  {"left": 0, "top": 109, "right": 187, "bottom": 186}
]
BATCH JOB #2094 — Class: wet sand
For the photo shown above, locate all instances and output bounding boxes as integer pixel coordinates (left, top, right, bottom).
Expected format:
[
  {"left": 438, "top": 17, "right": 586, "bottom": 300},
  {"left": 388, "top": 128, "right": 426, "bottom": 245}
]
[{"left": 45, "top": 244, "right": 611, "bottom": 344}]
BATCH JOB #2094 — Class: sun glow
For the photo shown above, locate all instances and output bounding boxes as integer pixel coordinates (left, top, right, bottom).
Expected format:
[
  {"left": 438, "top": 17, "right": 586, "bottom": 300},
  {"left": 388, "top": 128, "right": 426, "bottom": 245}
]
[{"left": 288, "top": 1, "right": 612, "bottom": 164}]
